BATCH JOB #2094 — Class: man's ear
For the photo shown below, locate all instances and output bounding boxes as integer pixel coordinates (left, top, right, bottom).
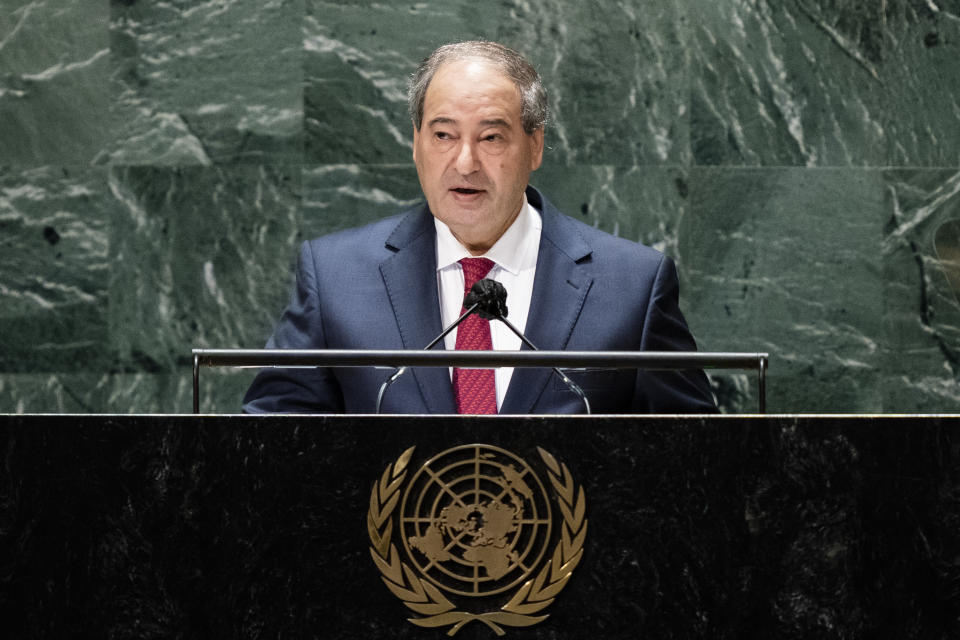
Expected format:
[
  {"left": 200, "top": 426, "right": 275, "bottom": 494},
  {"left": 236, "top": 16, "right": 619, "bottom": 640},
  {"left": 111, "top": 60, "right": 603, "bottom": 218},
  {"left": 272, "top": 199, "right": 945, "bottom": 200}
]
[{"left": 529, "top": 128, "right": 544, "bottom": 171}]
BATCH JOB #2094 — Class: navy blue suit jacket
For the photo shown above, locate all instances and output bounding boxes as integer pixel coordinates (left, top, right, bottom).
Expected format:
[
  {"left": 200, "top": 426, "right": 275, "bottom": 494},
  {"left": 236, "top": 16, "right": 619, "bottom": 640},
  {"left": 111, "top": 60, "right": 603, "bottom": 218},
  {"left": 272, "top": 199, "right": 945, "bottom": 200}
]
[{"left": 242, "top": 187, "right": 716, "bottom": 414}]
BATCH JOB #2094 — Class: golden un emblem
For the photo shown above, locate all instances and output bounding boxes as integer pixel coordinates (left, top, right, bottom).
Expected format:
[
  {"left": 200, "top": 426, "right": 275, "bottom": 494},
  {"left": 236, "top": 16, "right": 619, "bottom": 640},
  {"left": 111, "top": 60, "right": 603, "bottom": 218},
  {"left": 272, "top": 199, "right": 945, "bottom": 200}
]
[{"left": 367, "top": 444, "right": 587, "bottom": 636}]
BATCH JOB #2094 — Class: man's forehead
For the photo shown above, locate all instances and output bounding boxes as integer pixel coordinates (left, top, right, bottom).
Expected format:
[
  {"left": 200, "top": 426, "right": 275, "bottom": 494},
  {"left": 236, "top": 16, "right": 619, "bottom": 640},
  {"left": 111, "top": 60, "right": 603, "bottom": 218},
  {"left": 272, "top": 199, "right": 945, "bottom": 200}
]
[{"left": 424, "top": 58, "right": 522, "bottom": 113}]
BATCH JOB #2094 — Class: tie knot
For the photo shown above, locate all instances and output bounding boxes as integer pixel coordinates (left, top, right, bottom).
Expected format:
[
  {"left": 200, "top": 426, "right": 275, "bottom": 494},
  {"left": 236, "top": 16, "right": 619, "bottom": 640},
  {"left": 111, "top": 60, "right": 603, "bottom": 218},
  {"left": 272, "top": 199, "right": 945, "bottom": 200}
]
[{"left": 459, "top": 257, "right": 495, "bottom": 290}]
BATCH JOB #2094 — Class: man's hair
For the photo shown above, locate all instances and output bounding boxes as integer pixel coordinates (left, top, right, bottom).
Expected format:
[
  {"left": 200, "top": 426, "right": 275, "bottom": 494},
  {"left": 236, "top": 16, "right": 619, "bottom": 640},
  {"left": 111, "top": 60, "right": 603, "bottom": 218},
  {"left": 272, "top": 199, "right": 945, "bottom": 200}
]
[{"left": 408, "top": 41, "right": 548, "bottom": 135}]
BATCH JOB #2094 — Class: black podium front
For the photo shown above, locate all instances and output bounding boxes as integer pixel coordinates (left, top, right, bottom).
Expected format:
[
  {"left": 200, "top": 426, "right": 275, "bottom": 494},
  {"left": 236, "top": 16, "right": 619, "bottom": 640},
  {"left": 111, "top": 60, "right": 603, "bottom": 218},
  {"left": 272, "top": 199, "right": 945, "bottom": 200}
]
[{"left": 2, "top": 414, "right": 958, "bottom": 638}]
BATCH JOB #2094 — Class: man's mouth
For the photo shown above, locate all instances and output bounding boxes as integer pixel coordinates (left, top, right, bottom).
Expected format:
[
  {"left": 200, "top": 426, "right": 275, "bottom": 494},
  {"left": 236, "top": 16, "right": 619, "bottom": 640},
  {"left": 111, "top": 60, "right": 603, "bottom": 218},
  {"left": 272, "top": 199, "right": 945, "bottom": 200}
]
[{"left": 451, "top": 187, "right": 483, "bottom": 195}]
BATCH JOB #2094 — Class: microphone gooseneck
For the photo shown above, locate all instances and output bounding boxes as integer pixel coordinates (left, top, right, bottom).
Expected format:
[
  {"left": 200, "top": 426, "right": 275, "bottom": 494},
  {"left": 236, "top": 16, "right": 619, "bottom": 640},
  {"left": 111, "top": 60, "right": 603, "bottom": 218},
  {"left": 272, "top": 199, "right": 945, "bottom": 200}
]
[{"left": 376, "top": 280, "right": 495, "bottom": 413}]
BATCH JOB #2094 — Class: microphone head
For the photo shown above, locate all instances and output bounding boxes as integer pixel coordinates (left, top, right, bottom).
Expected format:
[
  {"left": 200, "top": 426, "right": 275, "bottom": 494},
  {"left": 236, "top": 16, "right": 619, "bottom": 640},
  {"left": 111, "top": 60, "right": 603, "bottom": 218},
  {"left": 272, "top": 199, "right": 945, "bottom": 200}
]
[{"left": 465, "top": 278, "right": 508, "bottom": 320}]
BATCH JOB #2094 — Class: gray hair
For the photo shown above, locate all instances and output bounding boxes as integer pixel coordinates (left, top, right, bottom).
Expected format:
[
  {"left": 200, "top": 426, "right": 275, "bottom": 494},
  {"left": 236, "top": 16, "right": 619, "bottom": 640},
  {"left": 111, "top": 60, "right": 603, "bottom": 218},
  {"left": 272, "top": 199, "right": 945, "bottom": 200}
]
[{"left": 408, "top": 41, "right": 548, "bottom": 135}]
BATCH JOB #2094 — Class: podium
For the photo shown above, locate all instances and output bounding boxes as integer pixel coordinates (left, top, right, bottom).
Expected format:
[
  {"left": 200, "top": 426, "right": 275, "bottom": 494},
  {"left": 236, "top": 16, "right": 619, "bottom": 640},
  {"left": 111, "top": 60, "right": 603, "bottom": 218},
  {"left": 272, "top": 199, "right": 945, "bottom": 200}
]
[{"left": 2, "top": 413, "right": 959, "bottom": 638}]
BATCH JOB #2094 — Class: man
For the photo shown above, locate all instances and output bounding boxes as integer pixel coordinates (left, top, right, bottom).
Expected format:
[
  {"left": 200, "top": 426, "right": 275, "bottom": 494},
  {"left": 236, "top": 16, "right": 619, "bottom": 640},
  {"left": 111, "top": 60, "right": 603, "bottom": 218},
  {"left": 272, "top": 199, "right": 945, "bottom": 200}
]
[{"left": 243, "top": 41, "right": 716, "bottom": 414}]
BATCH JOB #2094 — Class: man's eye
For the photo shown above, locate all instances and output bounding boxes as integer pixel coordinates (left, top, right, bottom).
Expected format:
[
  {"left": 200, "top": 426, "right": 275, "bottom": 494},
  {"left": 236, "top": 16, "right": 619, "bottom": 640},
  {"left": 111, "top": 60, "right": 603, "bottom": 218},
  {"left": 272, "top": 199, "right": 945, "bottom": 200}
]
[
  {"left": 435, "top": 132, "right": 453, "bottom": 140},
  {"left": 483, "top": 134, "right": 502, "bottom": 142}
]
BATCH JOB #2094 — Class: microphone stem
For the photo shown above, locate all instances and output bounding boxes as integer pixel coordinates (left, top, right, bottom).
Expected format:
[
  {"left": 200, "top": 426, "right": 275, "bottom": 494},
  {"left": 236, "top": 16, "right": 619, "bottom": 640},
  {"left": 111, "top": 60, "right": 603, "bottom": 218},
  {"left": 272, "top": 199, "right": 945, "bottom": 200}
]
[
  {"left": 493, "top": 314, "right": 592, "bottom": 415},
  {"left": 376, "top": 303, "right": 480, "bottom": 413},
  {"left": 423, "top": 303, "right": 479, "bottom": 351}
]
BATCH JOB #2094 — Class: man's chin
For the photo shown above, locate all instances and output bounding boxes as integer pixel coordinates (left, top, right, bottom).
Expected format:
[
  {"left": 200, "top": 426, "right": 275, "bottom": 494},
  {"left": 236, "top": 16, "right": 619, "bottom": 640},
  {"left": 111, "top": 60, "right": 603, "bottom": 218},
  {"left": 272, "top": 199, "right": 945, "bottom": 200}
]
[{"left": 436, "top": 208, "right": 490, "bottom": 230}]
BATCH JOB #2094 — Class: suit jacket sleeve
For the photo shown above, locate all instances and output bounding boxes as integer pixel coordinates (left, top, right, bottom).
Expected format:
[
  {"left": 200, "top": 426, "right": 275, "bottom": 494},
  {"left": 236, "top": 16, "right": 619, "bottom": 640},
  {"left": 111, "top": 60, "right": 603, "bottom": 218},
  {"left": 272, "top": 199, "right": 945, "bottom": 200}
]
[
  {"left": 242, "top": 241, "right": 345, "bottom": 413},
  {"left": 632, "top": 255, "right": 717, "bottom": 413}
]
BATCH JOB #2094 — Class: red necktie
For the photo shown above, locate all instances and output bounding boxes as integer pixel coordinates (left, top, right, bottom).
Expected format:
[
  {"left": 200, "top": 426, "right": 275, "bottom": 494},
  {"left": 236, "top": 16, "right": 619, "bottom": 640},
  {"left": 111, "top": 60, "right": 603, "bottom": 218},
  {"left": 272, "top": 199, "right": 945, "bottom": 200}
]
[{"left": 453, "top": 257, "right": 497, "bottom": 414}]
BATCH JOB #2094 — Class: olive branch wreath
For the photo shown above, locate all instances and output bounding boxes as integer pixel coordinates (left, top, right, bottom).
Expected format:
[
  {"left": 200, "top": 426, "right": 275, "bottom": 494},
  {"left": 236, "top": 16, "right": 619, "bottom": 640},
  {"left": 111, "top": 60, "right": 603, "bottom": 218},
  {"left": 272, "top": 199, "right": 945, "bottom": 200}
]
[{"left": 367, "top": 445, "right": 587, "bottom": 637}]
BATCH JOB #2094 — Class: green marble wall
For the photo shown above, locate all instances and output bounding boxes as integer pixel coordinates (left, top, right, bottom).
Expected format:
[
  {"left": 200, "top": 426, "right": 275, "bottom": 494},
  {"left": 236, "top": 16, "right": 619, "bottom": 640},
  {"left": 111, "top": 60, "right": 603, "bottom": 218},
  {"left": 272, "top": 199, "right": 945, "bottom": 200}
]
[{"left": 2, "top": 0, "right": 958, "bottom": 413}]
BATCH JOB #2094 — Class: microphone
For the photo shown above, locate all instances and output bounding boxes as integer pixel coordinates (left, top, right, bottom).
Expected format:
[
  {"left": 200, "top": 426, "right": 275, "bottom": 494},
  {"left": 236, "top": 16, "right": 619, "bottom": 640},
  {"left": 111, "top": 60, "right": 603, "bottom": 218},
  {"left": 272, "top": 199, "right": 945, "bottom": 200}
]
[
  {"left": 464, "top": 278, "right": 508, "bottom": 320},
  {"left": 376, "top": 278, "right": 591, "bottom": 414}
]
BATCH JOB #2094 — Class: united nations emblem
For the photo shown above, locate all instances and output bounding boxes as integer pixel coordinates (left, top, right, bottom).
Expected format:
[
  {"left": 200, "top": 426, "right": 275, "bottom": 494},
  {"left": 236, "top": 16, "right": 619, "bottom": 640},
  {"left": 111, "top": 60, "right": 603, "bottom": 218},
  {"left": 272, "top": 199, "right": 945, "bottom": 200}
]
[{"left": 367, "top": 444, "right": 587, "bottom": 636}]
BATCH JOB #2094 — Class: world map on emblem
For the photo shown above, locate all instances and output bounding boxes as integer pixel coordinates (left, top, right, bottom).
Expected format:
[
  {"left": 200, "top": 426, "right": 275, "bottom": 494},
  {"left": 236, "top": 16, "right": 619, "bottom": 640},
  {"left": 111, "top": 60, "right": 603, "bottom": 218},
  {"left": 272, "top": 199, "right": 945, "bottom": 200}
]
[{"left": 400, "top": 445, "right": 553, "bottom": 597}]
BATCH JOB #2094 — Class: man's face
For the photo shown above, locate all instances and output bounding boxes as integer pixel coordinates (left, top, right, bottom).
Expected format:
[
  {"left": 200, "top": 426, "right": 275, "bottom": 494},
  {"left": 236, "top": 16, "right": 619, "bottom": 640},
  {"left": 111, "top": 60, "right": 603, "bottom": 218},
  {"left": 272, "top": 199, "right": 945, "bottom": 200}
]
[{"left": 412, "top": 58, "right": 544, "bottom": 255}]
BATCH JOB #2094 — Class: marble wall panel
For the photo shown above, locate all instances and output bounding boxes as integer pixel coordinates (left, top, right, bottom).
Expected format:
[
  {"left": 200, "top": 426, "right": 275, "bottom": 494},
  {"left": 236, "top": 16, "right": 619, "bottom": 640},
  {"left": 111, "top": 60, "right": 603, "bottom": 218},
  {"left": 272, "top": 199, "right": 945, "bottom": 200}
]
[
  {"left": 128, "top": 369, "right": 258, "bottom": 414},
  {"left": 0, "top": 161, "right": 288, "bottom": 412},
  {"left": 689, "top": 0, "right": 886, "bottom": 166},
  {"left": 193, "top": 369, "right": 260, "bottom": 413},
  {"left": 533, "top": 164, "right": 690, "bottom": 259},
  {"left": 681, "top": 168, "right": 884, "bottom": 412},
  {"left": 880, "top": 0, "right": 960, "bottom": 166},
  {"left": 0, "top": 374, "right": 107, "bottom": 413},
  {"left": 0, "top": 166, "right": 112, "bottom": 373},
  {"left": 844, "top": 0, "right": 960, "bottom": 167},
  {"left": 689, "top": 0, "right": 960, "bottom": 167},
  {"left": 304, "top": 0, "right": 691, "bottom": 166},
  {"left": 540, "top": 0, "right": 689, "bottom": 166},
  {"left": 104, "top": 0, "right": 304, "bottom": 166},
  {"left": 304, "top": 2, "right": 451, "bottom": 164},
  {"left": 300, "top": 164, "right": 423, "bottom": 238},
  {"left": 0, "top": 0, "right": 111, "bottom": 165},
  {"left": 882, "top": 169, "right": 960, "bottom": 411},
  {"left": 107, "top": 165, "right": 302, "bottom": 374},
  {"left": 0, "top": 370, "right": 256, "bottom": 415}
]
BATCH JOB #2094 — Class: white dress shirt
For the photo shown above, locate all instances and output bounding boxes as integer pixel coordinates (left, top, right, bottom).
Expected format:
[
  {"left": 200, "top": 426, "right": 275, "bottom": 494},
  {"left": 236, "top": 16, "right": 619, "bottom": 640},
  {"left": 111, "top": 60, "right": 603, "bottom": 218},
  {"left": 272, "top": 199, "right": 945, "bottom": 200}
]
[{"left": 434, "top": 198, "right": 542, "bottom": 410}]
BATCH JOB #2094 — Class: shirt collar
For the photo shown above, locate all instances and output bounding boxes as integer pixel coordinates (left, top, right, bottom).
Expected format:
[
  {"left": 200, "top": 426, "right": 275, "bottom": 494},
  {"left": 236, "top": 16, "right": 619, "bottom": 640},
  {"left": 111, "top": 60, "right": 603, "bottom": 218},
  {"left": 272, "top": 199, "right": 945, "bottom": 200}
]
[{"left": 434, "top": 196, "right": 542, "bottom": 275}]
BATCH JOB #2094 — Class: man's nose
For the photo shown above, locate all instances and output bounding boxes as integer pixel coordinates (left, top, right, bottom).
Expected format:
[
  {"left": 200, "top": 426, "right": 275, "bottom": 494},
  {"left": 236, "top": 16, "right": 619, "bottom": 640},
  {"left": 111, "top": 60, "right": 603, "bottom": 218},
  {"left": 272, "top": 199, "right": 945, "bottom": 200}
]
[{"left": 455, "top": 140, "right": 480, "bottom": 175}]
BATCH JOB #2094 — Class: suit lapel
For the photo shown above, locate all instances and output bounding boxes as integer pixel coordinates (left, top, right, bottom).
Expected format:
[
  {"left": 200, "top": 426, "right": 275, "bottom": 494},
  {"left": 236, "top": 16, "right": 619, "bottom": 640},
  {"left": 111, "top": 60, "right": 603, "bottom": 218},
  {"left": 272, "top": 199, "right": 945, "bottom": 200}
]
[
  {"left": 500, "top": 190, "right": 593, "bottom": 414},
  {"left": 379, "top": 206, "right": 457, "bottom": 413}
]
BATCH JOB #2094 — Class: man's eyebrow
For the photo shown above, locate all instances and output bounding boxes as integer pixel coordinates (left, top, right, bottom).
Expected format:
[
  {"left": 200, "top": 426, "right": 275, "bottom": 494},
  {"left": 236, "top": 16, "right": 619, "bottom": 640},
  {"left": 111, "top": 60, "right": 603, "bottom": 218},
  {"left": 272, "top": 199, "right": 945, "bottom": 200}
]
[
  {"left": 425, "top": 117, "right": 513, "bottom": 128},
  {"left": 479, "top": 118, "right": 512, "bottom": 129},
  {"left": 426, "top": 117, "right": 456, "bottom": 128}
]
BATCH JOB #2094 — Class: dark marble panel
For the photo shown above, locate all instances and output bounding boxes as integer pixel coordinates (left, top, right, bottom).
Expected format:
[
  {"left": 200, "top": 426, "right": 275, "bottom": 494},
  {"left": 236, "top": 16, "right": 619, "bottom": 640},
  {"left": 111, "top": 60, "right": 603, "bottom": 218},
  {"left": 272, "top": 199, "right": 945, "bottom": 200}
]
[
  {"left": 880, "top": 0, "right": 960, "bottom": 166},
  {"left": 301, "top": 164, "right": 423, "bottom": 238},
  {"left": 681, "top": 168, "right": 884, "bottom": 412},
  {"left": 689, "top": 0, "right": 886, "bottom": 166},
  {"left": 0, "top": 374, "right": 101, "bottom": 413},
  {"left": 0, "top": 166, "right": 112, "bottom": 372},
  {"left": 1, "top": 415, "right": 959, "bottom": 638},
  {"left": 103, "top": 0, "right": 304, "bottom": 165},
  {"left": 303, "top": 2, "right": 440, "bottom": 164},
  {"left": 0, "top": 0, "right": 111, "bottom": 165},
  {"left": 0, "top": 370, "right": 256, "bottom": 414},
  {"left": 689, "top": 0, "right": 960, "bottom": 167},
  {"left": 192, "top": 368, "right": 260, "bottom": 414},
  {"left": 304, "top": 0, "right": 690, "bottom": 166},
  {"left": 533, "top": 164, "right": 690, "bottom": 260},
  {"left": 882, "top": 169, "right": 960, "bottom": 411},
  {"left": 539, "top": 0, "right": 690, "bottom": 166},
  {"left": 107, "top": 165, "right": 302, "bottom": 373}
]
